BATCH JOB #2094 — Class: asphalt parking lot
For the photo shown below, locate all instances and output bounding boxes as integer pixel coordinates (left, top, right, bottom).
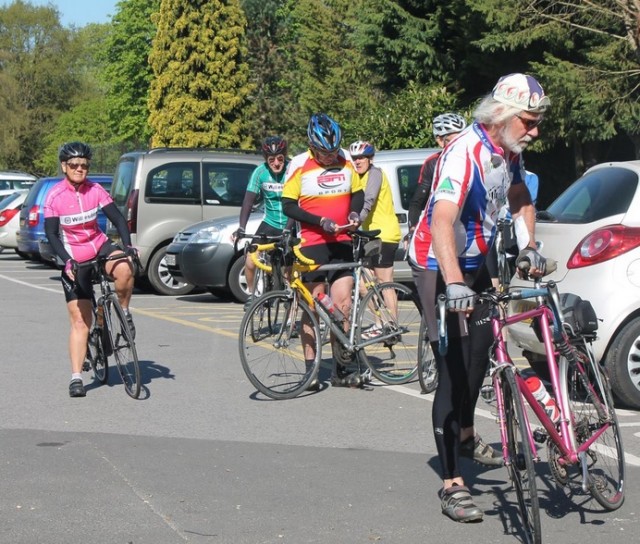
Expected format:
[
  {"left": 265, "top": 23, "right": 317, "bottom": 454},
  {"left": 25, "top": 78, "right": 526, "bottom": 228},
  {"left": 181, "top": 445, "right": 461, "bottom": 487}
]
[{"left": 2, "top": 251, "right": 640, "bottom": 544}]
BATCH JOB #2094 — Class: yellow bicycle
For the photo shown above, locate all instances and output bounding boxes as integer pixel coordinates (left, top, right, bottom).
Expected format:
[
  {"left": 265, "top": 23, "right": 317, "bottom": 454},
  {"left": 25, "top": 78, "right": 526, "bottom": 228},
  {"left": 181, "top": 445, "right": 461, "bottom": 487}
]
[{"left": 238, "top": 230, "right": 422, "bottom": 399}]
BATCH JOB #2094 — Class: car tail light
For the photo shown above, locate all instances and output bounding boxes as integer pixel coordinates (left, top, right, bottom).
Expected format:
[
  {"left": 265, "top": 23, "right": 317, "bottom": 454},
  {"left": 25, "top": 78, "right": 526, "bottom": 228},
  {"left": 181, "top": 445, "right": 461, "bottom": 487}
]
[
  {"left": 126, "top": 189, "right": 139, "bottom": 233},
  {"left": 27, "top": 205, "right": 40, "bottom": 227},
  {"left": 567, "top": 225, "right": 640, "bottom": 269},
  {"left": 0, "top": 208, "right": 19, "bottom": 227}
]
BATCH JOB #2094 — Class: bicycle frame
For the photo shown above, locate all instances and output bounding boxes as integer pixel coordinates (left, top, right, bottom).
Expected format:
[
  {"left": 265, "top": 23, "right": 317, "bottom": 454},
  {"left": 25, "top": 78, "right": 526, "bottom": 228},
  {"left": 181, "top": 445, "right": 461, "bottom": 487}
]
[{"left": 489, "top": 286, "right": 615, "bottom": 478}]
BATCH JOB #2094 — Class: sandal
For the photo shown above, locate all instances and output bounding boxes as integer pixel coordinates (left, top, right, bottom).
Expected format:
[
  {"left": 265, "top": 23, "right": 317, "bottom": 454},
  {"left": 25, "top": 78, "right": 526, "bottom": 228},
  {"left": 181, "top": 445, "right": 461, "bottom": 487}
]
[{"left": 439, "top": 484, "right": 483, "bottom": 523}]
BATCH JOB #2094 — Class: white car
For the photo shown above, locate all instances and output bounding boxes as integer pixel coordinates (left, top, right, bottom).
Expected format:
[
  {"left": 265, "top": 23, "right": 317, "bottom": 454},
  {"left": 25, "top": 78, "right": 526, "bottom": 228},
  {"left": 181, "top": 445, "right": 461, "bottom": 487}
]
[
  {"left": 508, "top": 160, "right": 640, "bottom": 408},
  {"left": 0, "top": 190, "right": 28, "bottom": 256}
]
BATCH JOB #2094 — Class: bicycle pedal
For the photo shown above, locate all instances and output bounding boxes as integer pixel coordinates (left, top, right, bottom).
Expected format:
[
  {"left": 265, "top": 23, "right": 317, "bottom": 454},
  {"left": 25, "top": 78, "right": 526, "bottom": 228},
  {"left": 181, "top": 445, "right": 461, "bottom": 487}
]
[{"left": 82, "top": 361, "right": 90, "bottom": 372}]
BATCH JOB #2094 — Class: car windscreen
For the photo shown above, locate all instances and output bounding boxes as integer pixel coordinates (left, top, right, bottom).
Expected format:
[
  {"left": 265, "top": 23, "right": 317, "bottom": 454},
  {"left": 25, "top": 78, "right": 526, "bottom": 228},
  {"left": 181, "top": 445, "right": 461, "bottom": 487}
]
[
  {"left": 0, "top": 191, "right": 25, "bottom": 210},
  {"left": 111, "top": 158, "right": 136, "bottom": 207},
  {"left": 542, "top": 167, "right": 638, "bottom": 224}
]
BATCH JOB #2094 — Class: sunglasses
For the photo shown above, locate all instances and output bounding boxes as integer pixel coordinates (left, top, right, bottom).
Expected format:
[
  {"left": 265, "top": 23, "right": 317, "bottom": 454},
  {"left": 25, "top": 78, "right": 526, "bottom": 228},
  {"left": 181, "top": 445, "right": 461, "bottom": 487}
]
[
  {"left": 267, "top": 155, "right": 285, "bottom": 164},
  {"left": 66, "top": 162, "right": 90, "bottom": 171},
  {"left": 515, "top": 114, "right": 543, "bottom": 131}
]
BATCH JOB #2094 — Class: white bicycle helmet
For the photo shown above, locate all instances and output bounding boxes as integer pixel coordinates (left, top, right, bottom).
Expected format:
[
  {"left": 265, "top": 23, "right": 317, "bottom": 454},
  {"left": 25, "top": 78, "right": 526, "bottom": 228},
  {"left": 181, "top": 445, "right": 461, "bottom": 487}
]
[
  {"left": 432, "top": 113, "right": 467, "bottom": 137},
  {"left": 348, "top": 140, "right": 375, "bottom": 158}
]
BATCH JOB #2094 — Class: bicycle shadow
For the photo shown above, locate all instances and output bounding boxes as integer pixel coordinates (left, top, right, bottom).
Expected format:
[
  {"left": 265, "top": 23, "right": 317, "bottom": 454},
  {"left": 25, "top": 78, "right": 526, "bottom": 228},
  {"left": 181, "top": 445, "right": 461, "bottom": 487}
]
[
  {"left": 426, "top": 453, "right": 612, "bottom": 541},
  {"left": 85, "top": 359, "right": 174, "bottom": 400}
]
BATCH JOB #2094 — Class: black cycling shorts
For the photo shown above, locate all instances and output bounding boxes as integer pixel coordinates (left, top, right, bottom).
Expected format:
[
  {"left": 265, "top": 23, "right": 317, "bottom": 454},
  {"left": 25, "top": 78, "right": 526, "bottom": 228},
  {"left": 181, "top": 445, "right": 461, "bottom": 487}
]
[
  {"left": 61, "top": 242, "right": 121, "bottom": 303},
  {"left": 298, "top": 242, "right": 354, "bottom": 284},
  {"left": 252, "top": 222, "right": 283, "bottom": 244},
  {"left": 373, "top": 242, "right": 398, "bottom": 268}
]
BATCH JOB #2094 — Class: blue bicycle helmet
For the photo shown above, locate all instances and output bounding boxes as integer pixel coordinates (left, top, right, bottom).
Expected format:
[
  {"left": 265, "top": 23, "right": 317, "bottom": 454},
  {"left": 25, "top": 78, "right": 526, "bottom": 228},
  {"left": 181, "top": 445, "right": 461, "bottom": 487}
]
[{"left": 307, "top": 113, "right": 342, "bottom": 152}]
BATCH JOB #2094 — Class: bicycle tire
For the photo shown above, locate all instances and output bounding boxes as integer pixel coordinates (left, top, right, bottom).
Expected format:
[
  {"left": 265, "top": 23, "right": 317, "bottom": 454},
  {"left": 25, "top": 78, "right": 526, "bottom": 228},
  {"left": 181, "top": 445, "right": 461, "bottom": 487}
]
[
  {"left": 87, "top": 325, "right": 108, "bottom": 384},
  {"left": 357, "top": 282, "right": 421, "bottom": 384},
  {"left": 560, "top": 347, "right": 625, "bottom": 510},
  {"left": 103, "top": 294, "right": 141, "bottom": 399},
  {"left": 239, "top": 291, "right": 320, "bottom": 399},
  {"left": 502, "top": 369, "right": 541, "bottom": 544},
  {"left": 417, "top": 317, "right": 438, "bottom": 394}
]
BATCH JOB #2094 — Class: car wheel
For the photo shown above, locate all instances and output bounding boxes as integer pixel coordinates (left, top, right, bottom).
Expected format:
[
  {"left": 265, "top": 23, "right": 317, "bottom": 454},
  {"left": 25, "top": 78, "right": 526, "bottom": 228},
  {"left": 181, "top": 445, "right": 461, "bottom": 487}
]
[
  {"left": 147, "top": 246, "right": 196, "bottom": 296},
  {"left": 15, "top": 249, "right": 30, "bottom": 259},
  {"left": 605, "top": 317, "right": 640, "bottom": 409},
  {"left": 228, "top": 256, "right": 251, "bottom": 303}
]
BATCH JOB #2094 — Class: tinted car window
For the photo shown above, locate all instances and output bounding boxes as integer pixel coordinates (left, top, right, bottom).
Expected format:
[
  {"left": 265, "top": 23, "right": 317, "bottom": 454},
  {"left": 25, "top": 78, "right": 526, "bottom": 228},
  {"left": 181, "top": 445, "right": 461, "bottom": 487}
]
[
  {"left": 111, "top": 158, "right": 136, "bottom": 207},
  {"left": 203, "top": 163, "right": 257, "bottom": 206},
  {"left": 145, "top": 163, "right": 200, "bottom": 203},
  {"left": 397, "top": 164, "right": 423, "bottom": 210},
  {"left": 544, "top": 167, "right": 638, "bottom": 224},
  {"left": 0, "top": 191, "right": 24, "bottom": 210}
]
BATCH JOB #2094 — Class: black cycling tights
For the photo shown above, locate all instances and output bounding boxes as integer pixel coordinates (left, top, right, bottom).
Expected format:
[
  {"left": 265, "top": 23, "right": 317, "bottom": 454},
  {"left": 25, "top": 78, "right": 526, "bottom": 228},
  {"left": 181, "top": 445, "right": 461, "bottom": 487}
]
[{"left": 431, "top": 302, "right": 493, "bottom": 480}]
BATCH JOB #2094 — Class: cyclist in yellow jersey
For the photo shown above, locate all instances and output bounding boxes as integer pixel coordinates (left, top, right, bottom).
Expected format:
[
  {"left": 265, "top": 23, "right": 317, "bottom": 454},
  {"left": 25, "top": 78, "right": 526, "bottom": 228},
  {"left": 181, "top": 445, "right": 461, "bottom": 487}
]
[
  {"left": 349, "top": 141, "right": 401, "bottom": 338},
  {"left": 282, "top": 113, "right": 363, "bottom": 388}
]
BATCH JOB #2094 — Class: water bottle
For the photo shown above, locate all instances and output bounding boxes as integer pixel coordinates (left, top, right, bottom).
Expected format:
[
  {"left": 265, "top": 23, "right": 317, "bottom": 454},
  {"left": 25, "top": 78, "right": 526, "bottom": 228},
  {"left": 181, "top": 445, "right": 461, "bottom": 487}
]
[
  {"left": 525, "top": 376, "right": 560, "bottom": 423},
  {"left": 316, "top": 292, "right": 344, "bottom": 322}
]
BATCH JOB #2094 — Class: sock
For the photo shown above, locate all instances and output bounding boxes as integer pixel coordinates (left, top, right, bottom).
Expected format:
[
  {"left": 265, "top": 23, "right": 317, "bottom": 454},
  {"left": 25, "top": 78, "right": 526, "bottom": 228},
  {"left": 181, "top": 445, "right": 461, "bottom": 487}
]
[{"left": 71, "top": 373, "right": 82, "bottom": 382}]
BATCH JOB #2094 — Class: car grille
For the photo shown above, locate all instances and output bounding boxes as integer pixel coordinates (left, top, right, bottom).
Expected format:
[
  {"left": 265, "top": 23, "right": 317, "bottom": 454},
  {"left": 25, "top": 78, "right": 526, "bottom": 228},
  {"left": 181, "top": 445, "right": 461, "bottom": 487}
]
[{"left": 175, "top": 231, "right": 195, "bottom": 243}]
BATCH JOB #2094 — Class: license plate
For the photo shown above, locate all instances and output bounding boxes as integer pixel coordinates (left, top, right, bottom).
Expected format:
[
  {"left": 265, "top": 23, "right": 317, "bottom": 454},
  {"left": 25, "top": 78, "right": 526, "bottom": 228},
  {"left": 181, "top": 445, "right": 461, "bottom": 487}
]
[{"left": 164, "top": 253, "right": 176, "bottom": 266}]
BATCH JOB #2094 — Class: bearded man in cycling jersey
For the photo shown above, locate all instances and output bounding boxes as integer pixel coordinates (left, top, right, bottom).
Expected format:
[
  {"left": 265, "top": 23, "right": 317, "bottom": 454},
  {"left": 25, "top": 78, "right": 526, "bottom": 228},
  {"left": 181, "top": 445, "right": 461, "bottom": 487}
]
[
  {"left": 232, "top": 136, "right": 290, "bottom": 303},
  {"left": 408, "top": 74, "right": 549, "bottom": 522},
  {"left": 44, "top": 142, "right": 137, "bottom": 398},
  {"left": 282, "top": 113, "right": 363, "bottom": 389}
]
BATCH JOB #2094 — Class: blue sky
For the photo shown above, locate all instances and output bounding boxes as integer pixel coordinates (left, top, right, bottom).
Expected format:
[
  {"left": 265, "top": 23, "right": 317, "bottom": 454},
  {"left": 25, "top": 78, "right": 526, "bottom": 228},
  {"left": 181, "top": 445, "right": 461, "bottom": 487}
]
[{"left": 2, "top": 0, "right": 116, "bottom": 27}]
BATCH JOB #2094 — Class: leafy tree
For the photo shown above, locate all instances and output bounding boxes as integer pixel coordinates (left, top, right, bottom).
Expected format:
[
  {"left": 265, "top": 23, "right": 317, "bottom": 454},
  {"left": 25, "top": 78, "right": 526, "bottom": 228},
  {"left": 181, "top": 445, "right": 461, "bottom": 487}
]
[
  {"left": 348, "top": 81, "right": 467, "bottom": 149},
  {"left": 148, "top": 0, "right": 254, "bottom": 148},
  {"left": 0, "top": 1, "right": 76, "bottom": 172},
  {"left": 102, "top": 0, "right": 161, "bottom": 148},
  {"left": 467, "top": 0, "right": 640, "bottom": 166},
  {"left": 240, "top": 0, "right": 291, "bottom": 144}
]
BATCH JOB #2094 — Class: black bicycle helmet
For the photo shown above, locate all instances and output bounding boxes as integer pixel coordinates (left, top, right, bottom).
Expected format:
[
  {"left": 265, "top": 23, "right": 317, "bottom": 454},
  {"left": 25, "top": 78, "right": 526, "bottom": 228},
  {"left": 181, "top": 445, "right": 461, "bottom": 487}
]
[
  {"left": 307, "top": 113, "right": 342, "bottom": 152},
  {"left": 261, "top": 136, "right": 288, "bottom": 158},
  {"left": 58, "top": 141, "right": 93, "bottom": 162}
]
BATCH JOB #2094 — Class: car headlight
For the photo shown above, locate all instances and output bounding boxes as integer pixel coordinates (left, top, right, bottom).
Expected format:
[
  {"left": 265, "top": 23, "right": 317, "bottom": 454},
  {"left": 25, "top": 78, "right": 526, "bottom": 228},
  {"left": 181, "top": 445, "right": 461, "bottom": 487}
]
[{"left": 188, "top": 226, "right": 223, "bottom": 244}]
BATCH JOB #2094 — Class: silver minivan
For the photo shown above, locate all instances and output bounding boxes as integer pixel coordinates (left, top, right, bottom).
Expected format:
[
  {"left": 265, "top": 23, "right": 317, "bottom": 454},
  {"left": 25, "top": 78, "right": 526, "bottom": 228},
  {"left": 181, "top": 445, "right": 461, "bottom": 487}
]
[{"left": 108, "top": 148, "right": 263, "bottom": 295}]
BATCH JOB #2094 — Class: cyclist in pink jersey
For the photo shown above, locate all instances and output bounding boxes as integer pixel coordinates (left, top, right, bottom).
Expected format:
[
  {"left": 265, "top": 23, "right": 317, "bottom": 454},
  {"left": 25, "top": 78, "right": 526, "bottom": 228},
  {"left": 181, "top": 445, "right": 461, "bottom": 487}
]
[
  {"left": 44, "top": 142, "right": 137, "bottom": 398},
  {"left": 408, "top": 74, "right": 550, "bottom": 522}
]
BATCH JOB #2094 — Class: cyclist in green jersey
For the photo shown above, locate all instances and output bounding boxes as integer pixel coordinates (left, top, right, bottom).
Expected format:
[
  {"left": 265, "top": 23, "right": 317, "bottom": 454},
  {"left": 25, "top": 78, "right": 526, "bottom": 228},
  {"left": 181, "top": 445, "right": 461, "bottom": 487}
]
[{"left": 232, "top": 136, "right": 290, "bottom": 298}]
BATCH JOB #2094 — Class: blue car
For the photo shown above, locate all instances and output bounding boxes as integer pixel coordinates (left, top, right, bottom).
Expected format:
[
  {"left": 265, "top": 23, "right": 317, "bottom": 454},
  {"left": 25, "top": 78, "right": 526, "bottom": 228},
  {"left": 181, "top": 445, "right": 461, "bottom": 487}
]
[{"left": 17, "top": 175, "right": 113, "bottom": 262}]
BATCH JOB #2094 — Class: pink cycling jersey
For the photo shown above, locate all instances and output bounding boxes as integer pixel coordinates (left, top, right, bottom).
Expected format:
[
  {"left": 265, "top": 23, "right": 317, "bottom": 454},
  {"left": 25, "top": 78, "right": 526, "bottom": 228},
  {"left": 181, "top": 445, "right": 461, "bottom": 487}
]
[{"left": 43, "top": 179, "right": 113, "bottom": 263}]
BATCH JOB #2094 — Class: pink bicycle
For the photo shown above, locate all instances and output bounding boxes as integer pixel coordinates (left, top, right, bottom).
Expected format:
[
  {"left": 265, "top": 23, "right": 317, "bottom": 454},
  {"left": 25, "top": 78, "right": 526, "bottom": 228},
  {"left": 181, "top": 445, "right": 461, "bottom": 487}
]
[{"left": 438, "top": 272, "right": 625, "bottom": 544}]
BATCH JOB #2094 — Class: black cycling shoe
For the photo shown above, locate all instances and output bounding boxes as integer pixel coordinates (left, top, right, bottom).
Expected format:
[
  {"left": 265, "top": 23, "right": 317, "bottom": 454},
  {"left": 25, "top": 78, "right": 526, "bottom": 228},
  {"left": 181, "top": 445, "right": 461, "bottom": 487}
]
[
  {"left": 330, "top": 372, "right": 362, "bottom": 388},
  {"left": 69, "top": 379, "right": 86, "bottom": 398}
]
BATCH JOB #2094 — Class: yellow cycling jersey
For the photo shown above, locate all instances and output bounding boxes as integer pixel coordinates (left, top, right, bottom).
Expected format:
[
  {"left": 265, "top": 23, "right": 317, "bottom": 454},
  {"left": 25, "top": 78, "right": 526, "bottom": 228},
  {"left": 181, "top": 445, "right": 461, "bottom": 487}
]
[{"left": 358, "top": 166, "right": 401, "bottom": 244}]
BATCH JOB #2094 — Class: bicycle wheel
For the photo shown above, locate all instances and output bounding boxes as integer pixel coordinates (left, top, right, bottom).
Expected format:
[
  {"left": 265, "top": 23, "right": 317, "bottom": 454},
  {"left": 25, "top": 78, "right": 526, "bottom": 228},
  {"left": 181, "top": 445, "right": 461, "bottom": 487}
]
[
  {"left": 103, "top": 294, "right": 141, "bottom": 399},
  {"left": 502, "top": 370, "right": 541, "bottom": 544},
  {"left": 86, "top": 326, "right": 108, "bottom": 383},
  {"left": 357, "top": 282, "right": 421, "bottom": 384},
  {"left": 561, "top": 347, "right": 625, "bottom": 510},
  {"left": 417, "top": 317, "right": 438, "bottom": 394},
  {"left": 239, "top": 291, "right": 320, "bottom": 399}
]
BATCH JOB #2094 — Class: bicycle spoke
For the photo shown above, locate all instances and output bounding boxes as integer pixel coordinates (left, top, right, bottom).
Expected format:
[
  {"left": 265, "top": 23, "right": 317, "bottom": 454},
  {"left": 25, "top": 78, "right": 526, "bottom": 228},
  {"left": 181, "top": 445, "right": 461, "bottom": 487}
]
[
  {"left": 503, "top": 371, "right": 541, "bottom": 544},
  {"left": 418, "top": 317, "right": 437, "bottom": 393},
  {"left": 565, "top": 350, "right": 625, "bottom": 510},
  {"left": 104, "top": 296, "right": 141, "bottom": 399},
  {"left": 86, "top": 325, "right": 108, "bottom": 384},
  {"left": 357, "top": 282, "right": 421, "bottom": 384},
  {"left": 240, "top": 291, "right": 319, "bottom": 399}
]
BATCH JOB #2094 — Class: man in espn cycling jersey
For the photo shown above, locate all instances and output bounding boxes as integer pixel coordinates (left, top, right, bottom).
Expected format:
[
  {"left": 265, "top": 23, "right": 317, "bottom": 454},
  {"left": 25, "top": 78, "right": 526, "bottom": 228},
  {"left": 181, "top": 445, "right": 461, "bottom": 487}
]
[
  {"left": 44, "top": 142, "right": 137, "bottom": 398},
  {"left": 282, "top": 113, "right": 363, "bottom": 389},
  {"left": 408, "top": 74, "right": 550, "bottom": 522}
]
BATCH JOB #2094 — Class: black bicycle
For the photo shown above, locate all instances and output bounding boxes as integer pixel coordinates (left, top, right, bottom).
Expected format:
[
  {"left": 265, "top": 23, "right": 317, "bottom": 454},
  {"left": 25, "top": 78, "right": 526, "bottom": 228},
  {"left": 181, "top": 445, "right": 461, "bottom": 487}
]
[{"left": 81, "top": 252, "right": 141, "bottom": 398}]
